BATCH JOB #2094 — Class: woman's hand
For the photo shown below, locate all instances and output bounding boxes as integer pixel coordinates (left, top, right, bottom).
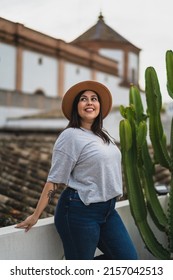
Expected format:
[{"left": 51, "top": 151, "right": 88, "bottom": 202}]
[
  {"left": 15, "top": 182, "right": 57, "bottom": 232},
  {"left": 15, "top": 214, "right": 39, "bottom": 232}
]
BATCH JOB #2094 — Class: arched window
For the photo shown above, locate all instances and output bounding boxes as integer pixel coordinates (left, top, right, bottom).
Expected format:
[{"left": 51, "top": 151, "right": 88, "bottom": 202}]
[{"left": 34, "top": 89, "right": 45, "bottom": 96}]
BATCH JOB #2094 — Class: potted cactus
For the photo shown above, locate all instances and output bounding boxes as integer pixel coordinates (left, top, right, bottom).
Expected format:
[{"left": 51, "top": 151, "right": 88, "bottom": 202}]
[{"left": 119, "top": 50, "right": 173, "bottom": 259}]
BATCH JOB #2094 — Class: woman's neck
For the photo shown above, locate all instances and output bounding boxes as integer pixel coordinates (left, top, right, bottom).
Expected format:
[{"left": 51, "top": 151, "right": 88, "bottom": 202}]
[{"left": 80, "top": 121, "right": 92, "bottom": 130}]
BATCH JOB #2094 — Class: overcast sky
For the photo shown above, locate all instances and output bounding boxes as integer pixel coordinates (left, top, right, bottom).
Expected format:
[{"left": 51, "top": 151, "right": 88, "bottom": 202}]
[{"left": 0, "top": 0, "right": 172, "bottom": 103}]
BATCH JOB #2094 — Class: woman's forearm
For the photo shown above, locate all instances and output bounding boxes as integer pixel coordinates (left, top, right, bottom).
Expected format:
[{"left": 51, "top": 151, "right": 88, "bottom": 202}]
[
  {"left": 15, "top": 181, "right": 60, "bottom": 231},
  {"left": 33, "top": 181, "right": 57, "bottom": 219}
]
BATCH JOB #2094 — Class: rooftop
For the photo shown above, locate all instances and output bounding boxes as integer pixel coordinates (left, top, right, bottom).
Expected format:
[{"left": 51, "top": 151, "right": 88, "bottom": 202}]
[
  {"left": 71, "top": 13, "right": 140, "bottom": 51},
  {"left": 0, "top": 132, "right": 64, "bottom": 227}
]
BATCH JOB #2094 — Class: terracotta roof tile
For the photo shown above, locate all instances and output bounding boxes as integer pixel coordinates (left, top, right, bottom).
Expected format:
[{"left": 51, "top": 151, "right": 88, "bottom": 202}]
[{"left": 0, "top": 133, "right": 66, "bottom": 227}]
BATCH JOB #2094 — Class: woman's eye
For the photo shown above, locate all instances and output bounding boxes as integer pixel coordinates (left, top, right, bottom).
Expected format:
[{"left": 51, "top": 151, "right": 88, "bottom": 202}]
[
  {"left": 80, "top": 96, "right": 98, "bottom": 102},
  {"left": 80, "top": 97, "right": 87, "bottom": 101}
]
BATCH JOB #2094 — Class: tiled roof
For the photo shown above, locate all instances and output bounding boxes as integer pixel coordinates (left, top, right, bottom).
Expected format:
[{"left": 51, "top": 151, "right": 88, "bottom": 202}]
[
  {"left": 0, "top": 132, "right": 171, "bottom": 228},
  {"left": 71, "top": 13, "right": 140, "bottom": 50},
  {"left": 0, "top": 132, "right": 65, "bottom": 227}
]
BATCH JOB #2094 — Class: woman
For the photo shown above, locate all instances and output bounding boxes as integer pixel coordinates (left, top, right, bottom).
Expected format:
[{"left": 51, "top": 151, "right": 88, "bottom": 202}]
[{"left": 16, "top": 80, "right": 138, "bottom": 260}]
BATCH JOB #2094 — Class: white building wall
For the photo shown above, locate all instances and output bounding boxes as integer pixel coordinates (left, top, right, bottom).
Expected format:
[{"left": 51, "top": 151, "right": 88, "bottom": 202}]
[
  {"left": 64, "top": 62, "right": 91, "bottom": 93},
  {"left": 22, "top": 50, "right": 58, "bottom": 97},
  {"left": 97, "top": 70, "right": 146, "bottom": 108},
  {"left": 103, "top": 111, "right": 123, "bottom": 141},
  {"left": 96, "top": 71, "right": 130, "bottom": 107},
  {"left": 97, "top": 72, "right": 132, "bottom": 107},
  {"left": 0, "top": 106, "right": 42, "bottom": 127},
  {"left": 99, "top": 49, "right": 124, "bottom": 77},
  {"left": 0, "top": 42, "right": 16, "bottom": 90}
]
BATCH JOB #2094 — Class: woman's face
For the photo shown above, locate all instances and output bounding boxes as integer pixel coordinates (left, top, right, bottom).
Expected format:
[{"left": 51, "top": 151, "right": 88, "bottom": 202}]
[{"left": 77, "top": 90, "right": 100, "bottom": 127}]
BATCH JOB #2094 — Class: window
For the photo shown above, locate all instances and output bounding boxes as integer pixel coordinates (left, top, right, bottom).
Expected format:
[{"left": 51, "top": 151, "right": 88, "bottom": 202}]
[
  {"left": 131, "top": 68, "right": 136, "bottom": 84},
  {"left": 76, "top": 67, "right": 80, "bottom": 74},
  {"left": 34, "top": 89, "right": 45, "bottom": 96},
  {"left": 38, "top": 57, "right": 43, "bottom": 65}
]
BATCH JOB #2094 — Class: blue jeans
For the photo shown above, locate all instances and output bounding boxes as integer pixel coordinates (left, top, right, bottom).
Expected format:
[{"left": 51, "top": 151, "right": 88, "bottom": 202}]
[{"left": 54, "top": 187, "right": 138, "bottom": 260}]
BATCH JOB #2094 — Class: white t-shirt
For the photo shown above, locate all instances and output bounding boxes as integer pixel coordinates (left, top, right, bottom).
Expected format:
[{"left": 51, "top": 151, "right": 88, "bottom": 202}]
[{"left": 47, "top": 127, "right": 123, "bottom": 205}]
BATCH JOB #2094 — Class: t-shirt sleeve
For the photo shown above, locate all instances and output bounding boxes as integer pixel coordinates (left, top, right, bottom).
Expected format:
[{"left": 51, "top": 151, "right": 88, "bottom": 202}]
[{"left": 47, "top": 129, "right": 80, "bottom": 184}]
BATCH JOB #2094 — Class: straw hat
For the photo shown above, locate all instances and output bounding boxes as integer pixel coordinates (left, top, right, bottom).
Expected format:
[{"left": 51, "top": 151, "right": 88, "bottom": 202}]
[{"left": 62, "top": 80, "right": 112, "bottom": 120}]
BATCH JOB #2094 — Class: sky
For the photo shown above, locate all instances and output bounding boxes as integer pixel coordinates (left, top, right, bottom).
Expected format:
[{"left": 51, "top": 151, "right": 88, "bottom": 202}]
[{"left": 0, "top": 0, "right": 173, "bottom": 103}]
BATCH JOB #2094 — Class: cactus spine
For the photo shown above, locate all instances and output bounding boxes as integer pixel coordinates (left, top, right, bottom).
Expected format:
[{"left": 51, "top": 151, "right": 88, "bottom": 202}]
[{"left": 119, "top": 50, "right": 173, "bottom": 259}]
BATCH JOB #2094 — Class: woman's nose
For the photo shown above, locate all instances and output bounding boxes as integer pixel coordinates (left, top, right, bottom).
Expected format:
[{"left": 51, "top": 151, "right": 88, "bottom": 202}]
[{"left": 86, "top": 98, "right": 92, "bottom": 104}]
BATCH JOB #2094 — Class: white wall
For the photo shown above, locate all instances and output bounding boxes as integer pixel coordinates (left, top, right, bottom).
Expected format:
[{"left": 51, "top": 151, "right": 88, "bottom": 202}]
[
  {"left": 99, "top": 49, "right": 123, "bottom": 77},
  {"left": 96, "top": 71, "right": 130, "bottom": 107},
  {"left": 100, "top": 48, "right": 139, "bottom": 86},
  {"left": 103, "top": 111, "right": 123, "bottom": 141},
  {"left": 0, "top": 42, "right": 16, "bottom": 90},
  {"left": 22, "top": 50, "right": 58, "bottom": 97},
  {"left": 64, "top": 62, "right": 91, "bottom": 93},
  {"left": 0, "top": 217, "right": 64, "bottom": 260},
  {"left": 0, "top": 106, "right": 41, "bottom": 127}
]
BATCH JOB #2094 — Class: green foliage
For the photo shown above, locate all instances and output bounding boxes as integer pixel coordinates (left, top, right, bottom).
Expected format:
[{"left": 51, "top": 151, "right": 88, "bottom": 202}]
[{"left": 119, "top": 50, "right": 173, "bottom": 259}]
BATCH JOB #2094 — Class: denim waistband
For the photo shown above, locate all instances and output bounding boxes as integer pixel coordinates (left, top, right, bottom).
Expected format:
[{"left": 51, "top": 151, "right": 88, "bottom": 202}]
[{"left": 67, "top": 187, "right": 78, "bottom": 193}]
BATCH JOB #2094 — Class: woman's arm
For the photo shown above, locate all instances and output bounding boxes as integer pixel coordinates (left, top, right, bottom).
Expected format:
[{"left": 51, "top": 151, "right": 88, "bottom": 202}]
[{"left": 15, "top": 181, "right": 59, "bottom": 232}]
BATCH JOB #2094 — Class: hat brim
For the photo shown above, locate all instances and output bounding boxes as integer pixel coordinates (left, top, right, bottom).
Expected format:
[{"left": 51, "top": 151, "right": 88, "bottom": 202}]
[{"left": 62, "top": 80, "right": 112, "bottom": 120}]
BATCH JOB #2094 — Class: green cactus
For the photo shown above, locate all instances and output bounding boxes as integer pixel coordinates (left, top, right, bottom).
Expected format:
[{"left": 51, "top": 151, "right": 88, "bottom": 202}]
[
  {"left": 166, "top": 50, "right": 173, "bottom": 98},
  {"left": 119, "top": 50, "right": 173, "bottom": 259},
  {"left": 145, "top": 67, "right": 171, "bottom": 169}
]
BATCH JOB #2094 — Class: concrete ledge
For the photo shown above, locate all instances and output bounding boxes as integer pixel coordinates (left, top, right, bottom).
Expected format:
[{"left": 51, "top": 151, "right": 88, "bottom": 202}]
[
  {"left": 0, "top": 197, "right": 168, "bottom": 260},
  {"left": 0, "top": 217, "right": 64, "bottom": 260}
]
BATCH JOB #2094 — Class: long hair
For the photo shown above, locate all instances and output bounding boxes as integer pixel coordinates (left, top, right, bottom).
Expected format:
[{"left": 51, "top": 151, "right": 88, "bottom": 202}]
[{"left": 66, "top": 91, "right": 112, "bottom": 144}]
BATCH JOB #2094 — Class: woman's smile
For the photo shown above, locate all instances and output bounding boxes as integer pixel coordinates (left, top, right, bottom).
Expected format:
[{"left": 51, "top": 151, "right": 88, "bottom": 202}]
[{"left": 84, "top": 107, "right": 95, "bottom": 112}]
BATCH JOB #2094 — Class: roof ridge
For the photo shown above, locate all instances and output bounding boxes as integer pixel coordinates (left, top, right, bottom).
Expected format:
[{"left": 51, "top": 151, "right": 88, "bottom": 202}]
[{"left": 71, "top": 13, "right": 136, "bottom": 46}]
